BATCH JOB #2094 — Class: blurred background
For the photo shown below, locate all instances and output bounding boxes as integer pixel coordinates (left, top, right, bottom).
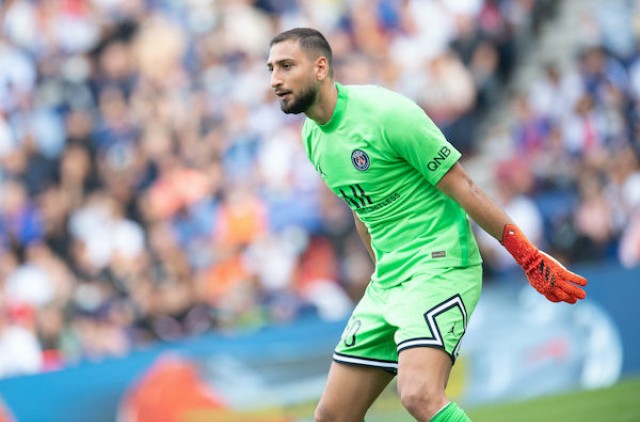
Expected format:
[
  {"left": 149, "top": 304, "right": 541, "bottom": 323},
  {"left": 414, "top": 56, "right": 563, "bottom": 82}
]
[{"left": 0, "top": 0, "right": 638, "bottom": 421}]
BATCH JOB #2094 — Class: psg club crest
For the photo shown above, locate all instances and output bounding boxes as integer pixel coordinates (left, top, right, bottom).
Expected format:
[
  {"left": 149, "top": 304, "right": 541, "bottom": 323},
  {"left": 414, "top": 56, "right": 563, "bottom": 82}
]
[{"left": 351, "top": 149, "right": 370, "bottom": 171}]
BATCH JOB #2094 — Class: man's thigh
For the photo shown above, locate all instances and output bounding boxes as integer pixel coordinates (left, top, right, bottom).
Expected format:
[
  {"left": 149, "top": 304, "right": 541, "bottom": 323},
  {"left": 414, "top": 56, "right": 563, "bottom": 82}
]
[
  {"left": 396, "top": 347, "right": 453, "bottom": 420},
  {"left": 316, "top": 362, "right": 394, "bottom": 422},
  {"left": 397, "top": 346, "right": 453, "bottom": 395}
]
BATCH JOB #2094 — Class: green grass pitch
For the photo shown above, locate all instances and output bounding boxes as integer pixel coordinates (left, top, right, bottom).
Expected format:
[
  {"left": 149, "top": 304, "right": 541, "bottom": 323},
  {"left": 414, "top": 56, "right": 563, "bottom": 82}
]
[{"left": 366, "top": 376, "right": 640, "bottom": 422}]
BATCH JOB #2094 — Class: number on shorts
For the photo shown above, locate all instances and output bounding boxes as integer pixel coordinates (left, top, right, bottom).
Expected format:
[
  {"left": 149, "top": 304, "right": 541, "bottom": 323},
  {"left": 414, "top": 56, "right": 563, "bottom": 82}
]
[{"left": 342, "top": 318, "right": 362, "bottom": 347}]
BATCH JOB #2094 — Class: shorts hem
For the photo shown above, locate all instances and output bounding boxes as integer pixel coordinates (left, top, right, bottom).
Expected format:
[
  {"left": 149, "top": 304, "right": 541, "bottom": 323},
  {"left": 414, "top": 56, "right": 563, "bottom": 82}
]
[
  {"left": 397, "top": 344, "right": 456, "bottom": 365},
  {"left": 332, "top": 352, "right": 398, "bottom": 374}
]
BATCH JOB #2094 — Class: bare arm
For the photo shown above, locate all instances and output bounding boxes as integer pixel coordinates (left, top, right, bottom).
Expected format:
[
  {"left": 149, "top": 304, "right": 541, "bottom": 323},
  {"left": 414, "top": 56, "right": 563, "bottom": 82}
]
[
  {"left": 437, "top": 161, "right": 587, "bottom": 304},
  {"left": 352, "top": 210, "right": 376, "bottom": 263},
  {"left": 436, "top": 162, "right": 512, "bottom": 241}
]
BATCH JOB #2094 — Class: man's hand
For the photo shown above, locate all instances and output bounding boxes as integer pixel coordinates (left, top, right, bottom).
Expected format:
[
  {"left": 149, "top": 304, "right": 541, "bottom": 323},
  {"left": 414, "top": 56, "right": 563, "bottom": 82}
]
[{"left": 500, "top": 224, "right": 588, "bottom": 304}]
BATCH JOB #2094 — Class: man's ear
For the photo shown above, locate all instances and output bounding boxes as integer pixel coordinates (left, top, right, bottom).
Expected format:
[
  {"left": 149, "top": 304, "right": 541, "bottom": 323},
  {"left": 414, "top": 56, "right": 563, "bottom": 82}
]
[{"left": 315, "top": 56, "right": 330, "bottom": 81}]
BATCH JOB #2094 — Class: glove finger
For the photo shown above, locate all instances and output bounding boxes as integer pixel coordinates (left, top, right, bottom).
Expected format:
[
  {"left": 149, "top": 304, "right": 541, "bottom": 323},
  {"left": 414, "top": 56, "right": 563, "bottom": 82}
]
[
  {"left": 556, "top": 278, "right": 587, "bottom": 300},
  {"left": 550, "top": 287, "right": 576, "bottom": 304},
  {"left": 545, "top": 291, "right": 561, "bottom": 303},
  {"left": 561, "top": 269, "right": 588, "bottom": 287}
]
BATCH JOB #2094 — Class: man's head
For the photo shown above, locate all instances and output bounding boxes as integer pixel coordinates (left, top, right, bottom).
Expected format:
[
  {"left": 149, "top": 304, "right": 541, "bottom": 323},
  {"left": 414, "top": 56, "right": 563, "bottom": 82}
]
[{"left": 267, "top": 28, "right": 333, "bottom": 115}]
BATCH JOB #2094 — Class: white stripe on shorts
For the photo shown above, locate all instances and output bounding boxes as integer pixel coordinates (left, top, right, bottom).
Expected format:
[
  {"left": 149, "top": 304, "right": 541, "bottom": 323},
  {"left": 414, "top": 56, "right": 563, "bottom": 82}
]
[{"left": 333, "top": 353, "right": 398, "bottom": 370}]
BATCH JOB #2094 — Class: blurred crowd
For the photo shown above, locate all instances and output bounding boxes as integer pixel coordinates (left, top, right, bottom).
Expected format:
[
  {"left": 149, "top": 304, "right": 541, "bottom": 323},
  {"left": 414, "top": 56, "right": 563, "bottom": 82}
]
[
  {"left": 0, "top": 0, "right": 632, "bottom": 379},
  {"left": 475, "top": 0, "right": 640, "bottom": 279}
]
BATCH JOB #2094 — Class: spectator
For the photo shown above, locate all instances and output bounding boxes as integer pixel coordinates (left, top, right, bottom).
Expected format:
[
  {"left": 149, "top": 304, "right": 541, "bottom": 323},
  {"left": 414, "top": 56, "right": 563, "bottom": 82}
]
[
  {"left": 0, "top": 0, "right": 574, "bottom": 374},
  {"left": 561, "top": 93, "right": 607, "bottom": 157},
  {"left": 0, "top": 180, "right": 44, "bottom": 252},
  {"left": 528, "top": 62, "right": 582, "bottom": 124},
  {"left": 0, "top": 300, "right": 43, "bottom": 378},
  {"left": 619, "top": 209, "right": 640, "bottom": 269},
  {"left": 573, "top": 168, "right": 615, "bottom": 260}
]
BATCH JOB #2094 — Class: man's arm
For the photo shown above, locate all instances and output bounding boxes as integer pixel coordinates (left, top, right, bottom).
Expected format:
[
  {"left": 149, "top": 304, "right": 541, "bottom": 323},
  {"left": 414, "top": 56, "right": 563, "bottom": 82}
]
[
  {"left": 352, "top": 210, "right": 376, "bottom": 264},
  {"left": 436, "top": 163, "right": 512, "bottom": 241},
  {"left": 437, "top": 163, "right": 587, "bottom": 304}
]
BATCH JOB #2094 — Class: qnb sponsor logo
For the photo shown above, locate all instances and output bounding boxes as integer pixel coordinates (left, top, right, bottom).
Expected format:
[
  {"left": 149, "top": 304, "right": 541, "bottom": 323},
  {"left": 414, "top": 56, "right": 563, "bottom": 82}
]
[{"left": 427, "top": 146, "right": 451, "bottom": 171}]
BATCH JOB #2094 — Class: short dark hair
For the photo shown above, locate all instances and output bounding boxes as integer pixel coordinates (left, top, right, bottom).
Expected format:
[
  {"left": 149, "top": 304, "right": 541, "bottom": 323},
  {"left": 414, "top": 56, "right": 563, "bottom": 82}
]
[{"left": 270, "top": 28, "right": 333, "bottom": 77}]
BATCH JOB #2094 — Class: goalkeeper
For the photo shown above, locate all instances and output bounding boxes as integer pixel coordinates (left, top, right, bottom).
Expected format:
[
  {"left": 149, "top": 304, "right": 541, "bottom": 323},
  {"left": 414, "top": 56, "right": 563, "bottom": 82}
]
[{"left": 267, "top": 28, "right": 587, "bottom": 422}]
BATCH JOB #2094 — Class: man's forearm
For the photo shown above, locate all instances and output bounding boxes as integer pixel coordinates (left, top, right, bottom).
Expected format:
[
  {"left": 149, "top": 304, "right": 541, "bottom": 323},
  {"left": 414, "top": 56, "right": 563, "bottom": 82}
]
[
  {"left": 436, "top": 163, "right": 512, "bottom": 241},
  {"left": 436, "top": 163, "right": 587, "bottom": 304}
]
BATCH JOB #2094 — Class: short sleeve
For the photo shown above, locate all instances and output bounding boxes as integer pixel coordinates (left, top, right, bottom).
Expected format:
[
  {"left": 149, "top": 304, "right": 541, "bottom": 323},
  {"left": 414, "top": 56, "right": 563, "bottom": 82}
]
[{"left": 382, "top": 97, "right": 461, "bottom": 185}]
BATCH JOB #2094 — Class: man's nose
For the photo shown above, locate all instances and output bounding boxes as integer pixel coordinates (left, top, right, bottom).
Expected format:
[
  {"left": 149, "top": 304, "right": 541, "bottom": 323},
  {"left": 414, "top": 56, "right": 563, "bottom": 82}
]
[{"left": 270, "top": 70, "right": 282, "bottom": 88}]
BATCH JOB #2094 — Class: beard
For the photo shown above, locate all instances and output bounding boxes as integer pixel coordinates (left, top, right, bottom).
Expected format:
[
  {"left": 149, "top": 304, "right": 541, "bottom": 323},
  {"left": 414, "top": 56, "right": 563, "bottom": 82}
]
[{"left": 280, "top": 84, "right": 318, "bottom": 115}]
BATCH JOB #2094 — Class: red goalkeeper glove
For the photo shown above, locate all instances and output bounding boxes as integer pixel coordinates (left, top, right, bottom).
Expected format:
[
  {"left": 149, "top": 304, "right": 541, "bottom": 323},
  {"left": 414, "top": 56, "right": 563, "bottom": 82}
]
[{"left": 500, "top": 224, "right": 587, "bottom": 304}]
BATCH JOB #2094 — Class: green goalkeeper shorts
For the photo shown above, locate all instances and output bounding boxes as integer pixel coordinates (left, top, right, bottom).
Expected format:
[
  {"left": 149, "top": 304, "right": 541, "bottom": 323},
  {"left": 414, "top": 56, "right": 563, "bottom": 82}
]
[{"left": 333, "top": 265, "right": 482, "bottom": 373}]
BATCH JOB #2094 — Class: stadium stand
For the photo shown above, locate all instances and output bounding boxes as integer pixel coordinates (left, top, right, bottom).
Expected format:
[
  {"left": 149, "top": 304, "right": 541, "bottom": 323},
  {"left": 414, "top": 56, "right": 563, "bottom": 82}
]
[{"left": 0, "top": 0, "right": 637, "bottom": 381}]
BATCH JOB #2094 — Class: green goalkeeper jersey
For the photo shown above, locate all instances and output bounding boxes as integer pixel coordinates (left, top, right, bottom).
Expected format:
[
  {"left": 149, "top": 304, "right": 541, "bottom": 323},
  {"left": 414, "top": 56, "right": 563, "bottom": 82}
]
[{"left": 302, "top": 83, "right": 482, "bottom": 287}]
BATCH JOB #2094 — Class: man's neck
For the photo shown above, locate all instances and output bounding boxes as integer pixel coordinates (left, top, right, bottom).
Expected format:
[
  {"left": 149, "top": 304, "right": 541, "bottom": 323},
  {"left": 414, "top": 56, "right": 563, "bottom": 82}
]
[{"left": 306, "top": 81, "right": 338, "bottom": 125}]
